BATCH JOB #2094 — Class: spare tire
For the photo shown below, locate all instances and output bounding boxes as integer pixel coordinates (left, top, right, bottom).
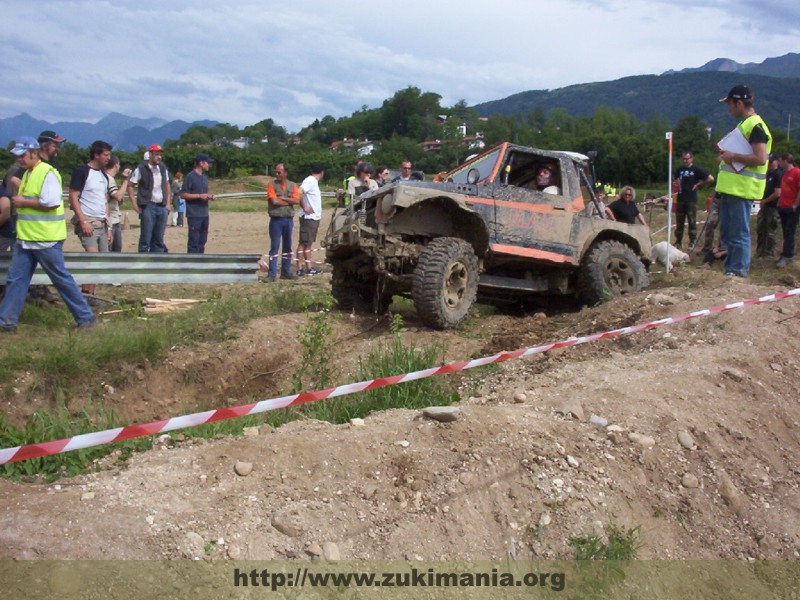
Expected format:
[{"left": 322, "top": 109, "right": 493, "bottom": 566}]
[
  {"left": 413, "top": 237, "right": 479, "bottom": 329},
  {"left": 577, "top": 240, "right": 648, "bottom": 305}
]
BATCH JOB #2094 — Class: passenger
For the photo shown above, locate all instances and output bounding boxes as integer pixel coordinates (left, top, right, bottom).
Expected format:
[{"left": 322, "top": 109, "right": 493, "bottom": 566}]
[{"left": 605, "top": 185, "right": 647, "bottom": 226}]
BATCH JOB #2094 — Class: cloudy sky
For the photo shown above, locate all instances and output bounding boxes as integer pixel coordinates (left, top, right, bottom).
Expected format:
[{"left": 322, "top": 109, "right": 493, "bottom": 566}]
[{"left": 1, "top": 0, "right": 797, "bottom": 133}]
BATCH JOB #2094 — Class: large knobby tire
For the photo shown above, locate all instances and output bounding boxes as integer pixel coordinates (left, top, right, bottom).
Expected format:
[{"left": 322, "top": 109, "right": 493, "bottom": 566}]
[
  {"left": 577, "top": 240, "right": 649, "bottom": 305},
  {"left": 413, "top": 238, "right": 479, "bottom": 329}
]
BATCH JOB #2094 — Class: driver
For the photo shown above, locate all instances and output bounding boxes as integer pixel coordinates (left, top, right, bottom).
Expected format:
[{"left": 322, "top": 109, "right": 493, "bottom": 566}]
[{"left": 531, "top": 163, "right": 561, "bottom": 194}]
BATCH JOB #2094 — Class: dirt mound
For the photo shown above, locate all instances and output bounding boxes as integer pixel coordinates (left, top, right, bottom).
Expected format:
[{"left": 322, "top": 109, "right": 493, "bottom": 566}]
[{"left": 2, "top": 253, "right": 799, "bottom": 561}]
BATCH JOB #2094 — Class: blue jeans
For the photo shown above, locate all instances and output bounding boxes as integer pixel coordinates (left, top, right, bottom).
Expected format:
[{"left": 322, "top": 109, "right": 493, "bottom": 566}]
[
  {"left": 268, "top": 217, "right": 294, "bottom": 278},
  {"left": 0, "top": 241, "right": 95, "bottom": 327},
  {"left": 187, "top": 216, "right": 209, "bottom": 254},
  {"left": 138, "top": 203, "right": 168, "bottom": 253},
  {"left": 778, "top": 206, "right": 799, "bottom": 259},
  {"left": 719, "top": 193, "right": 752, "bottom": 276}
]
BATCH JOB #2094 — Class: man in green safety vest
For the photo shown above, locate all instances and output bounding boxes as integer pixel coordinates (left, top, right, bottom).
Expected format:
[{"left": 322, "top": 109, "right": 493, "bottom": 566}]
[
  {"left": 0, "top": 137, "right": 96, "bottom": 333},
  {"left": 715, "top": 85, "right": 772, "bottom": 278}
]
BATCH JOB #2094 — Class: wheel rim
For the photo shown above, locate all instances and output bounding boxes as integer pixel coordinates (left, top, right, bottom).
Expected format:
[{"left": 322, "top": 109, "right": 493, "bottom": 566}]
[
  {"left": 604, "top": 257, "right": 636, "bottom": 293},
  {"left": 444, "top": 261, "right": 469, "bottom": 308}
]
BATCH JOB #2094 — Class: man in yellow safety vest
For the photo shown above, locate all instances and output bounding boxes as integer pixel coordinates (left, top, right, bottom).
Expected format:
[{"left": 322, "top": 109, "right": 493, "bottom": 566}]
[{"left": 0, "top": 137, "right": 96, "bottom": 333}]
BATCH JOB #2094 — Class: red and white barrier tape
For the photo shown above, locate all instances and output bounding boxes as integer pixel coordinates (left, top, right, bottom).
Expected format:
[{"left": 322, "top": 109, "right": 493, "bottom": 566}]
[
  {"left": 258, "top": 247, "right": 326, "bottom": 271},
  {"left": 1, "top": 288, "right": 798, "bottom": 465}
]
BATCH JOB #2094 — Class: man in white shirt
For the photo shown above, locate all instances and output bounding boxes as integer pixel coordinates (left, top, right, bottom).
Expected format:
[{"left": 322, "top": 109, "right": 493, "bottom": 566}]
[
  {"left": 69, "top": 140, "right": 114, "bottom": 301},
  {"left": 127, "top": 144, "right": 170, "bottom": 253},
  {"left": 296, "top": 163, "right": 325, "bottom": 276}
]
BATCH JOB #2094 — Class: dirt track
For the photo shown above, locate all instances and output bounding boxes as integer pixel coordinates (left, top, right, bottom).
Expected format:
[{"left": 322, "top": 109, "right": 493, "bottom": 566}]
[{"left": 2, "top": 210, "right": 800, "bottom": 562}]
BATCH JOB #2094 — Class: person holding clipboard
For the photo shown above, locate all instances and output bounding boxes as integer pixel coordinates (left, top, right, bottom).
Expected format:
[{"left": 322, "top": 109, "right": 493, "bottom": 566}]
[{"left": 714, "top": 85, "right": 772, "bottom": 278}]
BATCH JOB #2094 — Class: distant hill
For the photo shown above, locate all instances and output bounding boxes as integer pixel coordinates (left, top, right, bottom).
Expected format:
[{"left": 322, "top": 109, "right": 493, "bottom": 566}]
[
  {"left": 664, "top": 52, "right": 800, "bottom": 79},
  {"left": 473, "top": 71, "right": 800, "bottom": 140},
  {"left": 0, "top": 113, "right": 218, "bottom": 152}
]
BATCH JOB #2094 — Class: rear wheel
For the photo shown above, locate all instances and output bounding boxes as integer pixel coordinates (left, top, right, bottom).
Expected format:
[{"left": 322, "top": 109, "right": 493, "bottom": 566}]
[
  {"left": 577, "top": 240, "right": 648, "bottom": 305},
  {"left": 412, "top": 238, "right": 479, "bottom": 329}
]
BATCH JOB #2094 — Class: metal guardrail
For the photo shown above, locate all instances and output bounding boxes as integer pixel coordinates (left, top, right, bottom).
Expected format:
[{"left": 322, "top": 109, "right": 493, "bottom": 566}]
[
  {"left": 0, "top": 252, "right": 262, "bottom": 285},
  {"left": 213, "top": 191, "right": 336, "bottom": 200}
]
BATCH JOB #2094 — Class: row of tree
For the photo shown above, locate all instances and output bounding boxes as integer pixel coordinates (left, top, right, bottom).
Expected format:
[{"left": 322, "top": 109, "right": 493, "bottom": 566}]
[{"left": 4, "top": 86, "right": 798, "bottom": 188}]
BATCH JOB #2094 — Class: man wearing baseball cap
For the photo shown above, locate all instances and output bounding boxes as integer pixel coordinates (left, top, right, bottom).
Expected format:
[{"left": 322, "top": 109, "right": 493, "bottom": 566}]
[
  {"left": 126, "top": 144, "right": 170, "bottom": 252},
  {"left": 715, "top": 84, "right": 772, "bottom": 277},
  {"left": 0, "top": 137, "right": 95, "bottom": 332},
  {"left": 180, "top": 153, "right": 216, "bottom": 253}
]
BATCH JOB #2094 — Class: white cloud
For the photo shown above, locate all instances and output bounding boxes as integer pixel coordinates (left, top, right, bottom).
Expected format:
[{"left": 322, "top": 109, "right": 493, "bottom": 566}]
[{"left": 0, "top": 0, "right": 797, "bottom": 132}]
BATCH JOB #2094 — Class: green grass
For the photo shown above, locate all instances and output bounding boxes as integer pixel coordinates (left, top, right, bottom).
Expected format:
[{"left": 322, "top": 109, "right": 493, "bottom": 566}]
[
  {"left": 0, "top": 300, "right": 469, "bottom": 480},
  {"left": 0, "top": 403, "right": 152, "bottom": 480},
  {"left": 569, "top": 524, "right": 641, "bottom": 560}
]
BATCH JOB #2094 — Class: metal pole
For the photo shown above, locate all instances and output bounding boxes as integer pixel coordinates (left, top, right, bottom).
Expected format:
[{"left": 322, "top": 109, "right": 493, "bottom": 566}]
[{"left": 665, "top": 132, "right": 673, "bottom": 273}]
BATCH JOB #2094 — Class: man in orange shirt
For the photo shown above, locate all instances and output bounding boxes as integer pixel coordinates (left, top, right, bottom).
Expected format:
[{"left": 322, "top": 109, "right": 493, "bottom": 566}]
[{"left": 266, "top": 163, "right": 300, "bottom": 281}]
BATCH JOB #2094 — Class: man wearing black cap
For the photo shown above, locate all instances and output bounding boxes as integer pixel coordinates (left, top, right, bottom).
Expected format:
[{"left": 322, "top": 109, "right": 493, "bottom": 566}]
[
  {"left": 180, "top": 153, "right": 216, "bottom": 253},
  {"left": 715, "top": 84, "right": 772, "bottom": 277},
  {"left": 755, "top": 153, "right": 783, "bottom": 258}
]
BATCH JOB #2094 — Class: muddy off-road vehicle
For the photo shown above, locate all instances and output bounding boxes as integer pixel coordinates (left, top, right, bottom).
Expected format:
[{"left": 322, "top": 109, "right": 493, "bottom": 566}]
[{"left": 323, "top": 142, "right": 651, "bottom": 329}]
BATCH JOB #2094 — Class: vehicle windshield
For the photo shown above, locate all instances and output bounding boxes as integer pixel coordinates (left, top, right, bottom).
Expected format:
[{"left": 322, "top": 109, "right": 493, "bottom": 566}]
[{"left": 446, "top": 147, "right": 503, "bottom": 184}]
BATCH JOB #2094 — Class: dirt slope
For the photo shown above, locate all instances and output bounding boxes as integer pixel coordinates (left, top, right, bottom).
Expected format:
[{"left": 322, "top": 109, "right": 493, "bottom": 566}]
[{"left": 1, "top": 211, "right": 799, "bottom": 561}]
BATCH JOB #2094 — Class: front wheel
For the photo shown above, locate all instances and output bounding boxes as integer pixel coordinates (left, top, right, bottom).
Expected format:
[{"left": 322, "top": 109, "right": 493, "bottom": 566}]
[
  {"left": 576, "top": 240, "right": 649, "bottom": 305},
  {"left": 412, "top": 238, "right": 479, "bottom": 329}
]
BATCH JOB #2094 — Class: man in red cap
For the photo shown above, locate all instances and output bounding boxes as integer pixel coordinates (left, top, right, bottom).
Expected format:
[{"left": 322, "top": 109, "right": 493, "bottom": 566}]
[{"left": 127, "top": 144, "right": 171, "bottom": 252}]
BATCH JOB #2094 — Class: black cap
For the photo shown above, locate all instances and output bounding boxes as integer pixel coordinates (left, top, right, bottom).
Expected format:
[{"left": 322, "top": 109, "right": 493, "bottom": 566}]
[
  {"left": 195, "top": 153, "right": 214, "bottom": 164},
  {"left": 769, "top": 153, "right": 779, "bottom": 161},
  {"left": 38, "top": 130, "right": 65, "bottom": 143},
  {"left": 719, "top": 85, "right": 752, "bottom": 103}
]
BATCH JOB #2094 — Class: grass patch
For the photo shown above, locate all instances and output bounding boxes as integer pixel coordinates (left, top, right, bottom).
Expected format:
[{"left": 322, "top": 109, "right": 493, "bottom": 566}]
[
  {"left": 569, "top": 523, "right": 641, "bottom": 561},
  {"left": 0, "top": 403, "right": 152, "bottom": 481}
]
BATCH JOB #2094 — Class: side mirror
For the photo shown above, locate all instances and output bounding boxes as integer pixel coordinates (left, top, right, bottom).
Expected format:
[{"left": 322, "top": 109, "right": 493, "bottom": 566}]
[{"left": 467, "top": 168, "right": 480, "bottom": 185}]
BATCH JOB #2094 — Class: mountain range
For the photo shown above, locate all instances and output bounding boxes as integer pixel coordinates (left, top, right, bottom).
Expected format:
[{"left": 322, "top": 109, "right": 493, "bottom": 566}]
[
  {"left": 2, "top": 53, "right": 798, "bottom": 150},
  {"left": 473, "top": 53, "right": 800, "bottom": 140},
  {"left": 0, "top": 112, "right": 218, "bottom": 152}
]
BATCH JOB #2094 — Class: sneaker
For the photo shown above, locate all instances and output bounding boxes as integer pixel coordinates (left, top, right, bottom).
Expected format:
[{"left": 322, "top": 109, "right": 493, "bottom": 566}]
[
  {"left": 76, "top": 318, "right": 98, "bottom": 331},
  {"left": 296, "top": 269, "right": 306, "bottom": 277},
  {"left": 776, "top": 257, "right": 793, "bottom": 268},
  {"left": 265, "top": 276, "right": 276, "bottom": 283},
  {"left": 308, "top": 268, "right": 320, "bottom": 275},
  {"left": 281, "top": 272, "right": 296, "bottom": 280},
  {"left": 0, "top": 323, "right": 17, "bottom": 334}
]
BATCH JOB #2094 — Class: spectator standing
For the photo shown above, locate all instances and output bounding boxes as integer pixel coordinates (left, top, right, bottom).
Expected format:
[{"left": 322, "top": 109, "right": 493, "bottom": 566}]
[
  {"left": 181, "top": 155, "right": 215, "bottom": 253},
  {"left": 699, "top": 192, "right": 723, "bottom": 255},
  {"left": 375, "top": 166, "right": 390, "bottom": 187},
  {"left": 0, "top": 137, "right": 95, "bottom": 332},
  {"left": 775, "top": 154, "right": 800, "bottom": 268},
  {"left": 392, "top": 160, "right": 413, "bottom": 183},
  {"left": 171, "top": 172, "right": 185, "bottom": 227},
  {"left": 605, "top": 186, "right": 647, "bottom": 226},
  {"left": 0, "top": 182, "right": 14, "bottom": 252},
  {"left": 266, "top": 163, "right": 300, "bottom": 281},
  {"left": 715, "top": 85, "right": 772, "bottom": 277},
  {"left": 127, "top": 144, "right": 170, "bottom": 253},
  {"left": 584, "top": 184, "right": 608, "bottom": 218},
  {"left": 347, "top": 162, "right": 378, "bottom": 204},
  {"left": 104, "top": 155, "right": 130, "bottom": 252},
  {"left": 296, "top": 163, "right": 325, "bottom": 276},
  {"left": 68, "top": 140, "right": 114, "bottom": 302},
  {"left": 674, "top": 151, "right": 714, "bottom": 249},
  {"left": 755, "top": 154, "right": 783, "bottom": 258}
]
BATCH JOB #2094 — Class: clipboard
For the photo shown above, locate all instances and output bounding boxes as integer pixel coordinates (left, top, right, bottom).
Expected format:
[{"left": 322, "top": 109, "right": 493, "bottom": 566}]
[{"left": 716, "top": 127, "right": 752, "bottom": 173}]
